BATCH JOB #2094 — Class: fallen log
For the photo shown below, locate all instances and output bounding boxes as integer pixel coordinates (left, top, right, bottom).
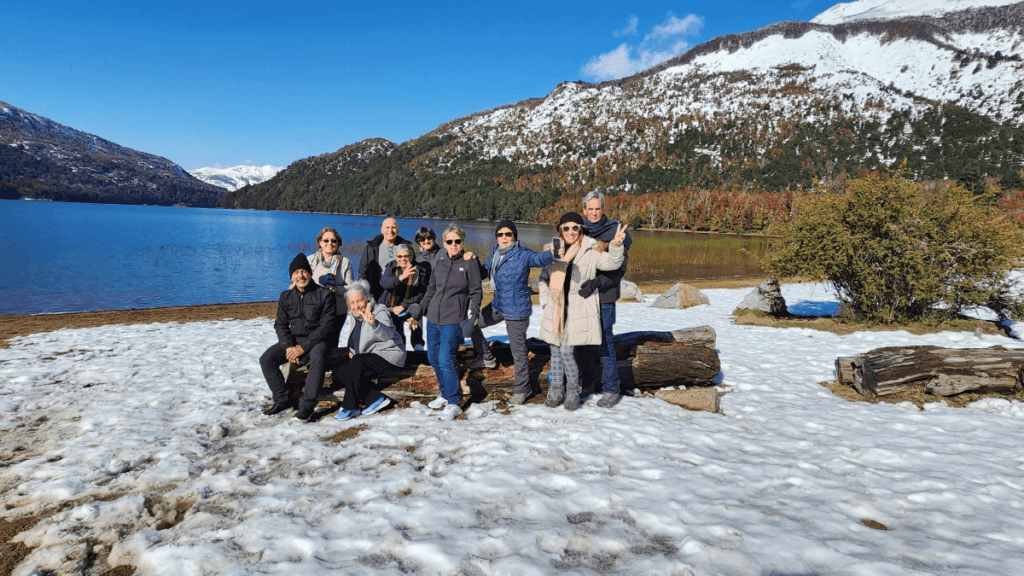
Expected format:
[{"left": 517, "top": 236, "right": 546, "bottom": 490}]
[
  {"left": 837, "top": 346, "right": 1024, "bottom": 397},
  {"left": 291, "top": 326, "right": 721, "bottom": 401}
]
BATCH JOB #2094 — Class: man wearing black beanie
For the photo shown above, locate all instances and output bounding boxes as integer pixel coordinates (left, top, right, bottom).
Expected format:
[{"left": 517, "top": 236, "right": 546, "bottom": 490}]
[{"left": 259, "top": 252, "right": 338, "bottom": 422}]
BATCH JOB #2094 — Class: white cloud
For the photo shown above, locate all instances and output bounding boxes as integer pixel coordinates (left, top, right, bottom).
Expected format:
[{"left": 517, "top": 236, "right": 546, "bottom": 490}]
[
  {"left": 645, "top": 14, "right": 703, "bottom": 41},
  {"left": 614, "top": 15, "right": 638, "bottom": 37},
  {"left": 244, "top": 159, "right": 254, "bottom": 164},
  {"left": 583, "top": 13, "right": 704, "bottom": 81}
]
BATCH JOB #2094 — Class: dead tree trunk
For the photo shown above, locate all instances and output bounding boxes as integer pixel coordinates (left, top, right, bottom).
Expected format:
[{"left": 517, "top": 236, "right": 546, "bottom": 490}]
[
  {"left": 835, "top": 346, "right": 1024, "bottom": 397},
  {"left": 305, "top": 326, "right": 721, "bottom": 401}
]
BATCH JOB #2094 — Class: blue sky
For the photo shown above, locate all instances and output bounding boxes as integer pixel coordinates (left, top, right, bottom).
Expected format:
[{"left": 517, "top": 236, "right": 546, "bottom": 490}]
[{"left": 1, "top": 0, "right": 842, "bottom": 171}]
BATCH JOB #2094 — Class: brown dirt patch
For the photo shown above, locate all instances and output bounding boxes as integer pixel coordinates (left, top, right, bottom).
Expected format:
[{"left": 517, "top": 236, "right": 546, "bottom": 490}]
[
  {"left": 0, "top": 514, "right": 42, "bottom": 576},
  {"left": 735, "top": 311, "right": 1010, "bottom": 338},
  {"left": 1, "top": 302, "right": 277, "bottom": 348},
  {"left": 101, "top": 566, "right": 137, "bottom": 576},
  {"left": 860, "top": 519, "right": 888, "bottom": 531},
  {"left": 822, "top": 381, "right": 1024, "bottom": 409},
  {"left": 323, "top": 425, "right": 368, "bottom": 443}
]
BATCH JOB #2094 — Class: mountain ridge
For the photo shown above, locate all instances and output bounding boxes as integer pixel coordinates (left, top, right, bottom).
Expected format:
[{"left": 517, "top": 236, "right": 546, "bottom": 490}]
[
  {"left": 0, "top": 100, "right": 225, "bottom": 206},
  {"left": 220, "top": 1, "right": 1024, "bottom": 226}
]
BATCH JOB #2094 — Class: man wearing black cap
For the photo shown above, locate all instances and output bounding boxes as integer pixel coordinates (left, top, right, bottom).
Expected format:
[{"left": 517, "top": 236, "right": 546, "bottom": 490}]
[
  {"left": 469, "top": 220, "right": 554, "bottom": 404},
  {"left": 259, "top": 253, "right": 339, "bottom": 422}
]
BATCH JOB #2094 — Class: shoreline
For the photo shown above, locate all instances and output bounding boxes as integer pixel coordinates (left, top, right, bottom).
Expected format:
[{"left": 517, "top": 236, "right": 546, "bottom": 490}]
[{"left": 0, "top": 277, "right": 769, "bottom": 347}]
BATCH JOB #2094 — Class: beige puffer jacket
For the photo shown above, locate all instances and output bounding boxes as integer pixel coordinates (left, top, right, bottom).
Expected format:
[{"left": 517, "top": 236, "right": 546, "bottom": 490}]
[{"left": 538, "top": 239, "right": 624, "bottom": 346}]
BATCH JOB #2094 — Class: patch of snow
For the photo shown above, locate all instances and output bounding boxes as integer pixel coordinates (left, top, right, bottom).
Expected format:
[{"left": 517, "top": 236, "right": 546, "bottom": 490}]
[
  {"left": 3, "top": 282, "right": 1024, "bottom": 574},
  {"left": 189, "top": 165, "right": 285, "bottom": 192},
  {"left": 812, "top": 0, "right": 1022, "bottom": 24}
]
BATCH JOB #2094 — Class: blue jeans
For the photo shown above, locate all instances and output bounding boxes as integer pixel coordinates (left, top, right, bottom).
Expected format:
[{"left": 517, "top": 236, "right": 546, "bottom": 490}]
[
  {"left": 598, "top": 303, "right": 620, "bottom": 394},
  {"left": 427, "top": 321, "right": 464, "bottom": 405}
]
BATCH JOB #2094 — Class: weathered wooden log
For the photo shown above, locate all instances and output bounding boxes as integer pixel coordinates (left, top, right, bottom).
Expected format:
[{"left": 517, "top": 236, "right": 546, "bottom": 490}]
[
  {"left": 295, "top": 327, "right": 720, "bottom": 401},
  {"left": 844, "top": 345, "right": 1024, "bottom": 397},
  {"left": 624, "top": 343, "right": 721, "bottom": 387},
  {"left": 835, "top": 357, "right": 856, "bottom": 386}
]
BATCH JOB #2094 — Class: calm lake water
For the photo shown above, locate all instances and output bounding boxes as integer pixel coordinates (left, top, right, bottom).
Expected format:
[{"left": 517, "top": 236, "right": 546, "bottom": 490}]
[{"left": 0, "top": 201, "right": 764, "bottom": 315}]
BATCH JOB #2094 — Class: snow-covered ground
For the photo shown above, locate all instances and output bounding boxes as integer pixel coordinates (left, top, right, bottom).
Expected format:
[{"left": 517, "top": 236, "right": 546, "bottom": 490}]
[{"left": 2, "top": 282, "right": 1024, "bottom": 575}]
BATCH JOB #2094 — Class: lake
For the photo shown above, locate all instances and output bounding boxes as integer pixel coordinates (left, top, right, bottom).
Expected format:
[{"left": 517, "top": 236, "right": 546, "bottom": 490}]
[{"left": 0, "top": 200, "right": 764, "bottom": 315}]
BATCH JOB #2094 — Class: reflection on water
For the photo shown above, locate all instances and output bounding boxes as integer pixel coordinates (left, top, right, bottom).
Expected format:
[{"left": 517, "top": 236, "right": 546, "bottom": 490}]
[{"left": 0, "top": 201, "right": 763, "bottom": 315}]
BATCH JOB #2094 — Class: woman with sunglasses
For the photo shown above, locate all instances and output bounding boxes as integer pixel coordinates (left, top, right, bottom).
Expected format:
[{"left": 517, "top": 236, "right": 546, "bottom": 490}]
[
  {"left": 409, "top": 223, "right": 482, "bottom": 421},
  {"left": 304, "top": 227, "right": 353, "bottom": 345},
  {"left": 467, "top": 220, "right": 554, "bottom": 404},
  {"left": 378, "top": 243, "right": 429, "bottom": 346},
  {"left": 538, "top": 213, "right": 627, "bottom": 411}
]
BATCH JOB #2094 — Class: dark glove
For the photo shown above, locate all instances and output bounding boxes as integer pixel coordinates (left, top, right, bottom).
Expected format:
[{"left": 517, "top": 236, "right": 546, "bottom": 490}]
[
  {"left": 578, "top": 279, "right": 599, "bottom": 299},
  {"left": 406, "top": 303, "right": 422, "bottom": 320},
  {"left": 318, "top": 273, "right": 335, "bottom": 286}
]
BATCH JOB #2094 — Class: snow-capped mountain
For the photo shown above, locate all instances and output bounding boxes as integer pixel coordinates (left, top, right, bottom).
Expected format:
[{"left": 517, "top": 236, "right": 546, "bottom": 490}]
[
  {"left": 190, "top": 164, "right": 284, "bottom": 191},
  {"left": 812, "top": 0, "right": 1022, "bottom": 24},
  {"left": 223, "top": 0, "right": 1024, "bottom": 219},
  {"left": 0, "top": 100, "right": 224, "bottom": 206}
]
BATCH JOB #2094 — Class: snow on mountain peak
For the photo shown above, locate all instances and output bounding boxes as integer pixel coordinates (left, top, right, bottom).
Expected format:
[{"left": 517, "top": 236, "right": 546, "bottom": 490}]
[
  {"left": 812, "top": 0, "right": 1022, "bottom": 24},
  {"left": 189, "top": 164, "right": 284, "bottom": 191}
]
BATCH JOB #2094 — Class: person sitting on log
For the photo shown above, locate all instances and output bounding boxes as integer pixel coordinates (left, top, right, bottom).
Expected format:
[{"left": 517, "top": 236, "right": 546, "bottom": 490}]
[
  {"left": 378, "top": 243, "right": 429, "bottom": 347},
  {"left": 260, "top": 253, "right": 339, "bottom": 422},
  {"left": 334, "top": 280, "right": 407, "bottom": 421},
  {"left": 538, "top": 213, "right": 626, "bottom": 411}
]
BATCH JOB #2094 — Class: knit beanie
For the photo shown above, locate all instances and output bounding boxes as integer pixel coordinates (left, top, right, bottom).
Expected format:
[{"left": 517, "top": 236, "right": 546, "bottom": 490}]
[
  {"left": 495, "top": 219, "right": 518, "bottom": 239},
  {"left": 557, "top": 212, "right": 587, "bottom": 232},
  {"left": 289, "top": 253, "right": 313, "bottom": 276}
]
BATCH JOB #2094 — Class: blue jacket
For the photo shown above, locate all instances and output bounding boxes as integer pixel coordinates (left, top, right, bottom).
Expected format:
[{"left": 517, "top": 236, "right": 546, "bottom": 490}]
[{"left": 483, "top": 241, "right": 553, "bottom": 320}]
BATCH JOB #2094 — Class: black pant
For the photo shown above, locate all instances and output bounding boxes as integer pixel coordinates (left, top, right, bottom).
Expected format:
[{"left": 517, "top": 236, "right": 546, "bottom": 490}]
[
  {"left": 259, "top": 341, "right": 327, "bottom": 409},
  {"left": 336, "top": 353, "right": 400, "bottom": 410}
]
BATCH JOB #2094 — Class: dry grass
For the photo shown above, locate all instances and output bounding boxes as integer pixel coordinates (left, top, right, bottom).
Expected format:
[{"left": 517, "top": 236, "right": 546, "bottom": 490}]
[{"left": 734, "top": 310, "right": 1011, "bottom": 338}]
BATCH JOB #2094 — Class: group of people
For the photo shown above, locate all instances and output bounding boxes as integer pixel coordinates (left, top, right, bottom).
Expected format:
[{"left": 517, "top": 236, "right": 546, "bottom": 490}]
[{"left": 258, "top": 191, "right": 631, "bottom": 423}]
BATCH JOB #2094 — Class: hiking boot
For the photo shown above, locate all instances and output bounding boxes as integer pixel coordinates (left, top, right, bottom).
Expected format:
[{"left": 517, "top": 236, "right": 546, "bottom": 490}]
[
  {"left": 596, "top": 393, "right": 621, "bottom": 408},
  {"left": 544, "top": 396, "right": 563, "bottom": 408},
  {"left": 563, "top": 392, "right": 581, "bottom": 411},
  {"left": 438, "top": 404, "right": 463, "bottom": 421},
  {"left": 334, "top": 408, "right": 360, "bottom": 421},
  {"left": 362, "top": 393, "right": 391, "bottom": 416},
  {"left": 262, "top": 401, "right": 295, "bottom": 416},
  {"left": 294, "top": 405, "right": 315, "bottom": 422},
  {"left": 509, "top": 392, "right": 529, "bottom": 405},
  {"left": 427, "top": 396, "right": 448, "bottom": 410},
  {"left": 468, "top": 356, "right": 497, "bottom": 369}
]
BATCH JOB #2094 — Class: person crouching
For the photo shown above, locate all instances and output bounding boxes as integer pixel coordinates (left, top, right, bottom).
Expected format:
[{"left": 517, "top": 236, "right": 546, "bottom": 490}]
[
  {"left": 334, "top": 280, "right": 407, "bottom": 420},
  {"left": 260, "top": 253, "right": 339, "bottom": 422}
]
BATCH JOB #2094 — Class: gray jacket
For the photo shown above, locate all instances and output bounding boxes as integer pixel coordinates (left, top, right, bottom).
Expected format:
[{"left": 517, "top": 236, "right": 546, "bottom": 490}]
[
  {"left": 418, "top": 251, "right": 483, "bottom": 327},
  {"left": 347, "top": 302, "right": 407, "bottom": 367}
]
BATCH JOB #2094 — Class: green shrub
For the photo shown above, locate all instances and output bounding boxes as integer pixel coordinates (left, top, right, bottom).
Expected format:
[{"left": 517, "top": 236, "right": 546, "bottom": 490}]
[{"left": 763, "top": 175, "right": 1024, "bottom": 324}]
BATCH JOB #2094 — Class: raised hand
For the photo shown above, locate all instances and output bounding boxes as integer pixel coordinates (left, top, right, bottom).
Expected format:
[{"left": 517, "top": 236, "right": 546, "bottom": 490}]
[{"left": 612, "top": 223, "right": 628, "bottom": 247}]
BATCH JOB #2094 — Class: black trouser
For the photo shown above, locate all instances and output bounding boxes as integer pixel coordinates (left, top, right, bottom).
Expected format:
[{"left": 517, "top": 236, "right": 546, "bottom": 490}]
[
  {"left": 336, "top": 353, "right": 400, "bottom": 410},
  {"left": 259, "top": 341, "right": 327, "bottom": 409}
]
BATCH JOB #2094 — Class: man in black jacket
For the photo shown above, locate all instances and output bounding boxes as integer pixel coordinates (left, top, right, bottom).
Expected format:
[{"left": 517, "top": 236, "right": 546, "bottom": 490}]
[
  {"left": 259, "top": 253, "right": 338, "bottom": 422},
  {"left": 359, "top": 217, "right": 411, "bottom": 301},
  {"left": 579, "top": 190, "right": 632, "bottom": 408}
]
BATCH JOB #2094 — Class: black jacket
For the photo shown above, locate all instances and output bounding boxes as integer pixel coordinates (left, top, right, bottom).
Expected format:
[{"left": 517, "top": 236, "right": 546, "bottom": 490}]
[
  {"left": 358, "top": 233, "right": 411, "bottom": 301},
  {"left": 274, "top": 281, "right": 338, "bottom": 351},
  {"left": 587, "top": 216, "right": 631, "bottom": 304},
  {"left": 379, "top": 260, "right": 430, "bottom": 309}
]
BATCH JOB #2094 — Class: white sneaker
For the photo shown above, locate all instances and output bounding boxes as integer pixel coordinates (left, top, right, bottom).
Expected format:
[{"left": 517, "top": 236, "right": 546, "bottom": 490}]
[
  {"left": 438, "top": 404, "right": 463, "bottom": 421},
  {"left": 427, "top": 396, "right": 448, "bottom": 410}
]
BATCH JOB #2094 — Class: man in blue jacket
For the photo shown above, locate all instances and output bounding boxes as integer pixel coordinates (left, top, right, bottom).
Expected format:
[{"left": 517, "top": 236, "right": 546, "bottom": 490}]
[
  {"left": 259, "top": 253, "right": 338, "bottom": 422},
  {"left": 469, "top": 220, "right": 553, "bottom": 404}
]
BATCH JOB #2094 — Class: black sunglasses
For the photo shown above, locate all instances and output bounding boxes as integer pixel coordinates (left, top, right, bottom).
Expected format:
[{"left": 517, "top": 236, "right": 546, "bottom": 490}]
[
  {"left": 496, "top": 231, "right": 514, "bottom": 238},
  {"left": 321, "top": 238, "right": 339, "bottom": 244},
  {"left": 445, "top": 239, "right": 463, "bottom": 245}
]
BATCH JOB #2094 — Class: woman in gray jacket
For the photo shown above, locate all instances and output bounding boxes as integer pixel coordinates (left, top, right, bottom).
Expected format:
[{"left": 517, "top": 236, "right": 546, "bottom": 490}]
[
  {"left": 334, "top": 280, "right": 407, "bottom": 421},
  {"left": 409, "top": 223, "right": 483, "bottom": 421}
]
